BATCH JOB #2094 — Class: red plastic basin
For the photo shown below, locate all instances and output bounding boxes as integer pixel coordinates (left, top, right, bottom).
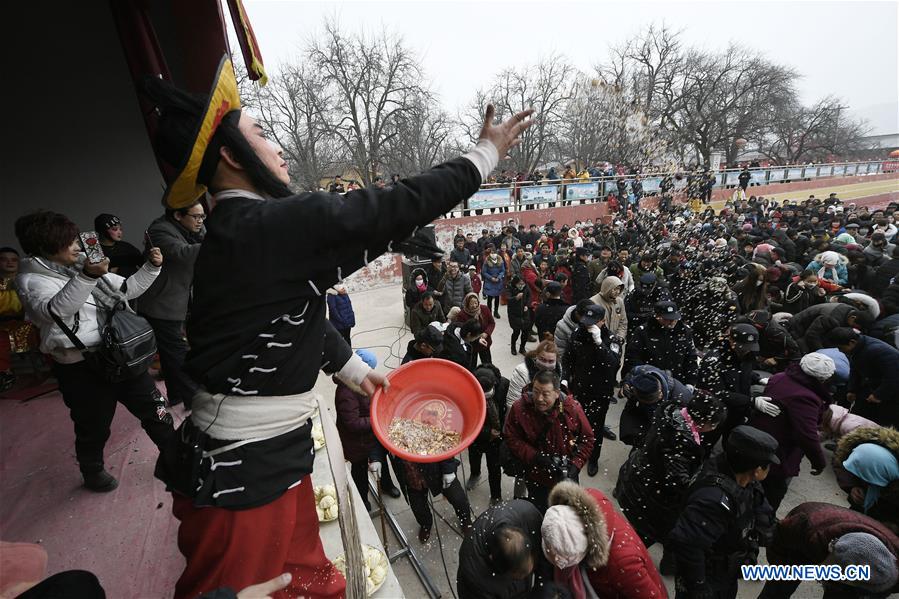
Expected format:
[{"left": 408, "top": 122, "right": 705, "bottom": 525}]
[{"left": 370, "top": 358, "right": 486, "bottom": 463}]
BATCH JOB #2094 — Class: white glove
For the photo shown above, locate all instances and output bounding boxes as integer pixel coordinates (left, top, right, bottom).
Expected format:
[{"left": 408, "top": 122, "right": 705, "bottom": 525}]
[
  {"left": 758, "top": 378, "right": 770, "bottom": 386},
  {"left": 753, "top": 396, "right": 781, "bottom": 417},
  {"left": 442, "top": 473, "right": 456, "bottom": 489},
  {"left": 368, "top": 461, "right": 382, "bottom": 478},
  {"left": 610, "top": 342, "right": 621, "bottom": 355}
]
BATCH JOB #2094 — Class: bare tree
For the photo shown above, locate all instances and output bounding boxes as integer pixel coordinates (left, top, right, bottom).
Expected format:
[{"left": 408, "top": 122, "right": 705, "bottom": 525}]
[
  {"left": 461, "top": 55, "right": 574, "bottom": 174},
  {"left": 242, "top": 61, "right": 346, "bottom": 191},
  {"left": 753, "top": 96, "right": 870, "bottom": 164},
  {"left": 307, "top": 21, "right": 428, "bottom": 186},
  {"left": 377, "top": 93, "right": 458, "bottom": 178},
  {"left": 656, "top": 45, "right": 796, "bottom": 165}
]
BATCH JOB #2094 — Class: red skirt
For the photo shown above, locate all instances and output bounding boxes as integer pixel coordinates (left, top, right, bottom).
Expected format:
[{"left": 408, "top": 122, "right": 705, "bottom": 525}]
[{"left": 172, "top": 476, "right": 346, "bottom": 599}]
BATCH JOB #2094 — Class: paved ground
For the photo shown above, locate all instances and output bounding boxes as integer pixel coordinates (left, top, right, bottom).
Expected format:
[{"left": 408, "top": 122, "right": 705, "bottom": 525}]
[{"left": 321, "top": 282, "right": 848, "bottom": 599}]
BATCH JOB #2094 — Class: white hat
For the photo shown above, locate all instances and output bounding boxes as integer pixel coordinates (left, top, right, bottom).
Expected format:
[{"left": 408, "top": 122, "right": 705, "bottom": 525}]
[
  {"left": 800, "top": 352, "right": 836, "bottom": 381},
  {"left": 820, "top": 251, "right": 840, "bottom": 266},
  {"left": 541, "top": 505, "right": 587, "bottom": 569}
]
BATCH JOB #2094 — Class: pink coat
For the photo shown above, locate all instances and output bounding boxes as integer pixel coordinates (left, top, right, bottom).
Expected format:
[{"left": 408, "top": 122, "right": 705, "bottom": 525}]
[{"left": 827, "top": 404, "right": 880, "bottom": 438}]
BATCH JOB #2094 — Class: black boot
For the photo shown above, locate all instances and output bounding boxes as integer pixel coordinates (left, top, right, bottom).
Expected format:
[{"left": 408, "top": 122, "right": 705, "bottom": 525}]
[
  {"left": 587, "top": 460, "right": 599, "bottom": 477},
  {"left": 82, "top": 469, "right": 119, "bottom": 493},
  {"left": 602, "top": 426, "right": 617, "bottom": 441}
]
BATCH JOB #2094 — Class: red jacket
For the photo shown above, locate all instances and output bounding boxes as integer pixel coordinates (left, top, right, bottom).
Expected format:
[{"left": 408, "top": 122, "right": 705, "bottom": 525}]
[
  {"left": 768, "top": 501, "right": 899, "bottom": 595},
  {"left": 455, "top": 303, "right": 496, "bottom": 347},
  {"left": 521, "top": 266, "right": 541, "bottom": 310},
  {"left": 503, "top": 390, "right": 595, "bottom": 488},
  {"left": 585, "top": 489, "right": 668, "bottom": 599}
]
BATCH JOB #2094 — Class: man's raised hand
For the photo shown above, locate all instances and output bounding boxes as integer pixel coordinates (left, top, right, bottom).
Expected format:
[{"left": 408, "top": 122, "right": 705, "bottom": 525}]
[{"left": 478, "top": 104, "right": 535, "bottom": 159}]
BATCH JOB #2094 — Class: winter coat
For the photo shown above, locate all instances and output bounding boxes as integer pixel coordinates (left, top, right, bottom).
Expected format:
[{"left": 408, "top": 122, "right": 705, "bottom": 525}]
[
  {"left": 457, "top": 499, "right": 545, "bottom": 599},
  {"left": 787, "top": 303, "right": 855, "bottom": 352},
  {"left": 503, "top": 389, "right": 595, "bottom": 488},
  {"left": 439, "top": 272, "right": 472, "bottom": 312},
  {"left": 473, "top": 364, "right": 510, "bottom": 442},
  {"left": 438, "top": 323, "right": 474, "bottom": 370},
  {"left": 782, "top": 280, "right": 825, "bottom": 315},
  {"left": 873, "top": 258, "right": 899, "bottom": 296},
  {"left": 735, "top": 312, "right": 800, "bottom": 363},
  {"left": 590, "top": 276, "right": 628, "bottom": 340},
  {"left": 825, "top": 404, "right": 879, "bottom": 439},
  {"left": 572, "top": 260, "right": 591, "bottom": 303},
  {"left": 334, "top": 379, "right": 377, "bottom": 462},
  {"left": 863, "top": 241, "right": 895, "bottom": 268},
  {"left": 625, "top": 319, "right": 699, "bottom": 386},
  {"left": 469, "top": 272, "right": 482, "bottom": 296},
  {"left": 833, "top": 427, "right": 899, "bottom": 529},
  {"left": 405, "top": 267, "right": 432, "bottom": 308},
  {"left": 135, "top": 214, "right": 202, "bottom": 321},
  {"left": 554, "top": 305, "right": 578, "bottom": 371},
  {"left": 506, "top": 356, "right": 563, "bottom": 412},
  {"left": 564, "top": 324, "right": 621, "bottom": 399},
  {"left": 326, "top": 292, "right": 355, "bottom": 331},
  {"left": 615, "top": 402, "right": 706, "bottom": 541},
  {"left": 749, "top": 364, "right": 829, "bottom": 478},
  {"left": 884, "top": 281, "right": 899, "bottom": 316},
  {"left": 533, "top": 298, "right": 569, "bottom": 340},
  {"left": 505, "top": 282, "right": 531, "bottom": 331},
  {"left": 409, "top": 300, "right": 445, "bottom": 336},
  {"left": 481, "top": 258, "right": 506, "bottom": 297},
  {"left": 16, "top": 256, "right": 159, "bottom": 364},
  {"left": 521, "top": 266, "right": 541, "bottom": 310},
  {"left": 547, "top": 484, "right": 668, "bottom": 599},
  {"left": 619, "top": 365, "right": 692, "bottom": 448},
  {"left": 697, "top": 344, "right": 754, "bottom": 424},
  {"left": 455, "top": 294, "right": 496, "bottom": 346},
  {"left": 450, "top": 247, "right": 472, "bottom": 269},
  {"left": 766, "top": 501, "right": 899, "bottom": 595},
  {"left": 845, "top": 334, "right": 899, "bottom": 406},
  {"left": 806, "top": 259, "right": 848, "bottom": 285}
]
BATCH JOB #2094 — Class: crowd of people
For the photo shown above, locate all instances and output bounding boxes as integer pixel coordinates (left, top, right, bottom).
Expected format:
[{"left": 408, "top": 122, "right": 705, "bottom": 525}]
[
  {"left": 1, "top": 66, "right": 897, "bottom": 599},
  {"left": 387, "top": 190, "right": 899, "bottom": 598}
]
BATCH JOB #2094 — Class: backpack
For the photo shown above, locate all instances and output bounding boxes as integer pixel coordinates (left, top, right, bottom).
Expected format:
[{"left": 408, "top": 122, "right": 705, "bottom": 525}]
[{"left": 50, "top": 301, "right": 157, "bottom": 383}]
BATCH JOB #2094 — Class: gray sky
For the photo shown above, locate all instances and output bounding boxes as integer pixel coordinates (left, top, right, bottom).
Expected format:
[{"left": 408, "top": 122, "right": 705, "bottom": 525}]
[{"left": 243, "top": 0, "right": 898, "bottom": 134}]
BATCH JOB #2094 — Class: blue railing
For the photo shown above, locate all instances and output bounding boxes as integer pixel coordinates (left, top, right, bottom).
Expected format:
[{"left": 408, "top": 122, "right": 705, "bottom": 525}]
[{"left": 457, "top": 160, "right": 888, "bottom": 213}]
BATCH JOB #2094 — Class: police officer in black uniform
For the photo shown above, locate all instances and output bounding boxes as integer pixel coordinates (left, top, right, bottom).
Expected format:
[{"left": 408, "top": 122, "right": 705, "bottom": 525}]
[
  {"left": 667, "top": 425, "right": 777, "bottom": 599},
  {"left": 624, "top": 300, "right": 699, "bottom": 386}
]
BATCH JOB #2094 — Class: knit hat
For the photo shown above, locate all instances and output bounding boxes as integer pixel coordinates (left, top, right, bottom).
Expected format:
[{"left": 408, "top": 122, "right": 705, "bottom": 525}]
[
  {"left": 355, "top": 349, "right": 377, "bottom": 369},
  {"left": 799, "top": 352, "right": 836, "bottom": 381},
  {"left": 94, "top": 213, "right": 120, "bottom": 235},
  {"left": 830, "top": 533, "right": 899, "bottom": 593},
  {"left": 541, "top": 505, "right": 588, "bottom": 569}
]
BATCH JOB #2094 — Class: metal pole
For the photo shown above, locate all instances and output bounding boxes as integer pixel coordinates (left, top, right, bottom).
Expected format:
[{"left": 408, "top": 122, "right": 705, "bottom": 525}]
[{"left": 369, "top": 479, "right": 443, "bottom": 599}]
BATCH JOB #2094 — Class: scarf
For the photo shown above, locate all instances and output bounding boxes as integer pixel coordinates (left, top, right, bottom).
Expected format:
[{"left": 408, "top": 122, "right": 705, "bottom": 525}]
[
  {"left": 843, "top": 443, "right": 899, "bottom": 513},
  {"left": 681, "top": 407, "right": 702, "bottom": 445},
  {"left": 817, "top": 251, "right": 841, "bottom": 282},
  {"left": 31, "top": 256, "right": 125, "bottom": 310}
]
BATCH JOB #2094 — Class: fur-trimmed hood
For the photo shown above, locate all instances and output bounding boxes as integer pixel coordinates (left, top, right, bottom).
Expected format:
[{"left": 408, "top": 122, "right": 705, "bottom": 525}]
[
  {"left": 835, "top": 426, "right": 899, "bottom": 464},
  {"left": 547, "top": 481, "right": 609, "bottom": 569}
]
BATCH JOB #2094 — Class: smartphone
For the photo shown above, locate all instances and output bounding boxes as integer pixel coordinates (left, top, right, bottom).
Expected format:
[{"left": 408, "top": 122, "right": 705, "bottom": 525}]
[
  {"left": 144, "top": 230, "right": 153, "bottom": 249},
  {"left": 79, "top": 231, "right": 105, "bottom": 264}
]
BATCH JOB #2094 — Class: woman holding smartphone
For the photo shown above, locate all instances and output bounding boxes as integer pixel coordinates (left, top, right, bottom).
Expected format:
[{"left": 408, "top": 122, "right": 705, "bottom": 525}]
[{"left": 14, "top": 210, "right": 173, "bottom": 492}]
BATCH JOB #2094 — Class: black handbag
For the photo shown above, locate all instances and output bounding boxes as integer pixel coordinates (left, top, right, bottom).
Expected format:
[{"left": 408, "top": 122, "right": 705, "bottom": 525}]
[{"left": 49, "top": 301, "right": 156, "bottom": 383}]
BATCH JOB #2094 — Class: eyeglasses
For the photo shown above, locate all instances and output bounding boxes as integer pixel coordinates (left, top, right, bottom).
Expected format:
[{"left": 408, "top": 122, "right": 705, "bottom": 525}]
[{"left": 186, "top": 213, "right": 206, "bottom": 221}]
